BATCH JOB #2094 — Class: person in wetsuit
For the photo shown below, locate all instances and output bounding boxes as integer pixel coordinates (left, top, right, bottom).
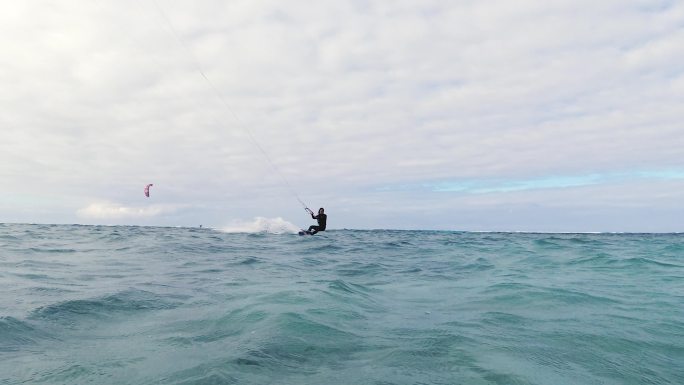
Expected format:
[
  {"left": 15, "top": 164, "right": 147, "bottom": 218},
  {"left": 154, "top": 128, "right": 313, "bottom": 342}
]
[{"left": 307, "top": 207, "right": 327, "bottom": 235}]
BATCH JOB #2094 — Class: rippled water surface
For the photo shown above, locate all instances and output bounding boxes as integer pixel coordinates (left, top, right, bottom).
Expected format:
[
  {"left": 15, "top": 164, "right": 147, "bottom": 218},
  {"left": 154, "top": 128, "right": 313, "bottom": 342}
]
[{"left": 1, "top": 224, "right": 683, "bottom": 384}]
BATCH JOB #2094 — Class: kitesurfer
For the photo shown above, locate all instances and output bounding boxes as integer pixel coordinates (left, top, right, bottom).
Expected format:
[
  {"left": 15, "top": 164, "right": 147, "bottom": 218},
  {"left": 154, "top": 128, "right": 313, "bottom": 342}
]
[{"left": 307, "top": 208, "right": 327, "bottom": 235}]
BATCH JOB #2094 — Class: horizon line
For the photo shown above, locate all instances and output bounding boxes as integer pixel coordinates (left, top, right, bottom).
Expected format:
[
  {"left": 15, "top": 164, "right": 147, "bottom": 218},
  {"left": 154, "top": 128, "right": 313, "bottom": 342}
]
[{"left": 1, "top": 222, "right": 681, "bottom": 235}]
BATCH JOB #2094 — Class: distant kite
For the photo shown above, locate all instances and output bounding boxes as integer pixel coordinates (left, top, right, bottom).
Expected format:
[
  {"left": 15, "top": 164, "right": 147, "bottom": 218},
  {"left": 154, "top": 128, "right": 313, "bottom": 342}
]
[{"left": 144, "top": 183, "right": 153, "bottom": 198}]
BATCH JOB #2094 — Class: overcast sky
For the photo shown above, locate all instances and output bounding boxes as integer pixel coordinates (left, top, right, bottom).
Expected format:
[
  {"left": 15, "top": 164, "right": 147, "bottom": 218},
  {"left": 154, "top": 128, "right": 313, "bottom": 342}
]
[{"left": 1, "top": 0, "right": 683, "bottom": 231}]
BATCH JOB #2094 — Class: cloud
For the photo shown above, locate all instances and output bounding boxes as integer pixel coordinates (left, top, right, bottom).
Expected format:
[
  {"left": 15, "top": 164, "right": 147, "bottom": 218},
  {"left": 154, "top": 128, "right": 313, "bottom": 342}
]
[{"left": 76, "top": 202, "right": 178, "bottom": 220}]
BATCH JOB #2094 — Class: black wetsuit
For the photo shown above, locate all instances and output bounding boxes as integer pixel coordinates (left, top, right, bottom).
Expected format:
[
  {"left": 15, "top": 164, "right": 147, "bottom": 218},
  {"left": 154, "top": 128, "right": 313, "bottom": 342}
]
[{"left": 308, "top": 213, "right": 327, "bottom": 235}]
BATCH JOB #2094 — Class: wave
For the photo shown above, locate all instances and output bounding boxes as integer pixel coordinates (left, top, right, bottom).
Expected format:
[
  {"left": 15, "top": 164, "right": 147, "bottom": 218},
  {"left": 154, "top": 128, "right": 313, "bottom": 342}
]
[
  {"left": 569, "top": 255, "right": 682, "bottom": 268},
  {"left": 0, "top": 316, "right": 52, "bottom": 352},
  {"left": 622, "top": 257, "right": 682, "bottom": 268},
  {"left": 230, "top": 256, "right": 262, "bottom": 266},
  {"left": 533, "top": 237, "right": 565, "bottom": 249},
  {"left": 220, "top": 217, "right": 300, "bottom": 234},
  {"left": 154, "top": 312, "right": 364, "bottom": 384},
  {"left": 320, "top": 279, "right": 381, "bottom": 313},
  {"left": 148, "top": 364, "right": 239, "bottom": 385},
  {"left": 28, "top": 247, "right": 78, "bottom": 253},
  {"left": 238, "top": 312, "right": 363, "bottom": 367},
  {"left": 327, "top": 279, "right": 370, "bottom": 295},
  {"left": 482, "top": 283, "right": 622, "bottom": 306},
  {"left": 28, "top": 289, "right": 180, "bottom": 325}
]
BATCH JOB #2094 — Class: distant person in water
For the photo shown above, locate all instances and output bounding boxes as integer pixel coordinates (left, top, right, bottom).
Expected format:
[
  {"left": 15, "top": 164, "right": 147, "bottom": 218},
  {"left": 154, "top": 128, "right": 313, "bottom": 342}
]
[{"left": 307, "top": 208, "right": 327, "bottom": 235}]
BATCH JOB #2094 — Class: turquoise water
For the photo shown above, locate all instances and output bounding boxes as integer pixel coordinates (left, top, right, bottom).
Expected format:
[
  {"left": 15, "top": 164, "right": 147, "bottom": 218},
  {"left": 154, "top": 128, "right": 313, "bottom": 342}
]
[{"left": 1, "top": 224, "right": 682, "bottom": 384}]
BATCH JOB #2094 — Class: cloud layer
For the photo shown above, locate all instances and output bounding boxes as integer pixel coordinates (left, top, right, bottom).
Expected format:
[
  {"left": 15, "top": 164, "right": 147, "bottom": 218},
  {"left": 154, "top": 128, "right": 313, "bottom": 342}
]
[{"left": 1, "top": 0, "right": 683, "bottom": 231}]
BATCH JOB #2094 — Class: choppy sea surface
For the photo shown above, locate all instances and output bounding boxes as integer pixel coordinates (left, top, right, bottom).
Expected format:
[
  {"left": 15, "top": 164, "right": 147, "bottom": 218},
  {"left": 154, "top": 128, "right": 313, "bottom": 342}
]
[{"left": 1, "top": 223, "right": 682, "bottom": 385}]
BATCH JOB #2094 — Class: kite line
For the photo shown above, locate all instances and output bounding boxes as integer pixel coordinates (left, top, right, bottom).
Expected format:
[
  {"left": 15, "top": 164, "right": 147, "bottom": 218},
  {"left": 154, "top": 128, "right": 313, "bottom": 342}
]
[{"left": 148, "top": 0, "right": 309, "bottom": 211}]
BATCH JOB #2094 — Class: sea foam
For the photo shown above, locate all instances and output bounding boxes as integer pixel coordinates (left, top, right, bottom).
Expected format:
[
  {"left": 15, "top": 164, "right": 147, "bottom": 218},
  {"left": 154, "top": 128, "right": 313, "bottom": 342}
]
[{"left": 220, "top": 217, "right": 301, "bottom": 234}]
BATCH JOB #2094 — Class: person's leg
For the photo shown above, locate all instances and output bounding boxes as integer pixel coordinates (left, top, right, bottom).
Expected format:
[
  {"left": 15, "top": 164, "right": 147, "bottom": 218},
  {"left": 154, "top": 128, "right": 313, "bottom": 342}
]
[{"left": 307, "top": 225, "right": 320, "bottom": 235}]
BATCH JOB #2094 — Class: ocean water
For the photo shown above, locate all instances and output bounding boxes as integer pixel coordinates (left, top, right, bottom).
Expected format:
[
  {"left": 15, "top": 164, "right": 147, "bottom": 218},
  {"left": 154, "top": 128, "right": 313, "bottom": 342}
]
[{"left": 1, "top": 223, "right": 682, "bottom": 385}]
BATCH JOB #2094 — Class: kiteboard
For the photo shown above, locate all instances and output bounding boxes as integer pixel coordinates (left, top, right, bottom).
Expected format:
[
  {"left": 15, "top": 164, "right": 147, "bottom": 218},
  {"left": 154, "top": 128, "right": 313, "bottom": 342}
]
[{"left": 298, "top": 229, "right": 312, "bottom": 236}]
